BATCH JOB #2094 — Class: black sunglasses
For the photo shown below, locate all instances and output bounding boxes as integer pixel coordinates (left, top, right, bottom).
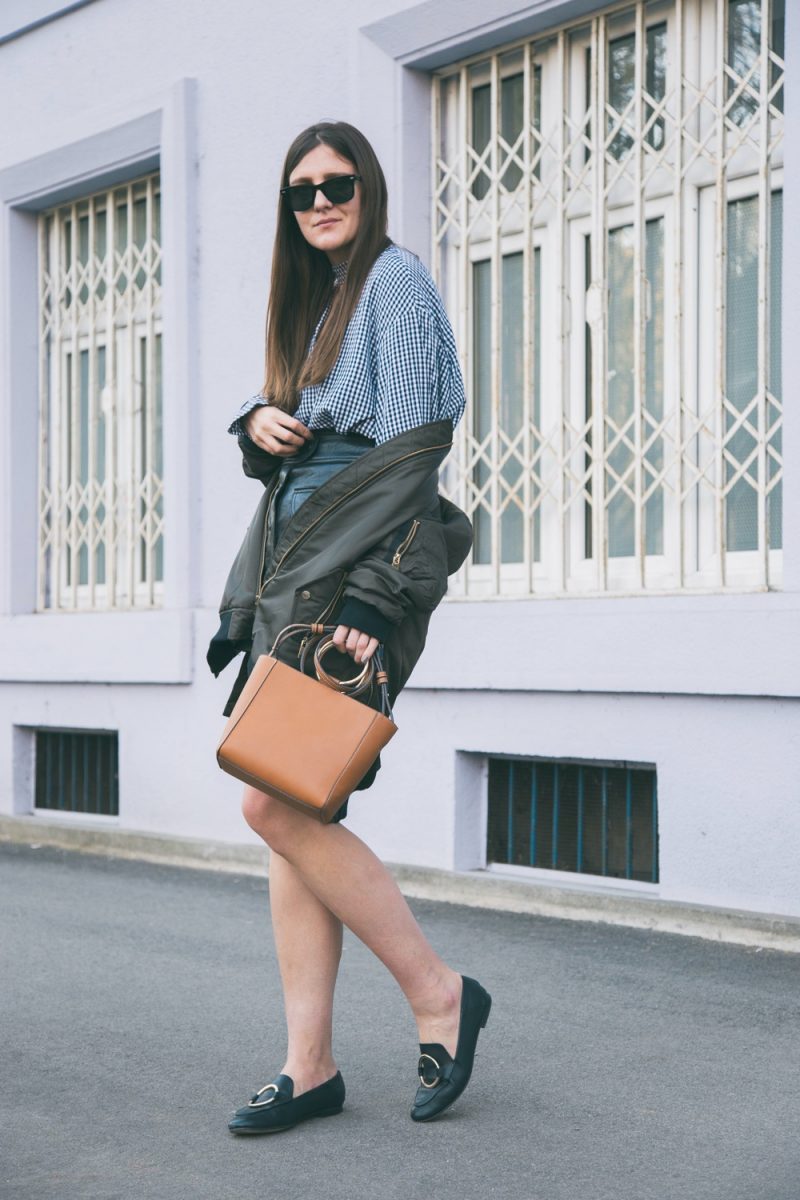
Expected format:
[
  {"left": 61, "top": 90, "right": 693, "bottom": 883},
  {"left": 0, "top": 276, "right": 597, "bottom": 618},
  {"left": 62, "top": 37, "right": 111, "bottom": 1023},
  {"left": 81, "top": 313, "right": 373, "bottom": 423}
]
[{"left": 280, "top": 174, "right": 362, "bottom": 212}]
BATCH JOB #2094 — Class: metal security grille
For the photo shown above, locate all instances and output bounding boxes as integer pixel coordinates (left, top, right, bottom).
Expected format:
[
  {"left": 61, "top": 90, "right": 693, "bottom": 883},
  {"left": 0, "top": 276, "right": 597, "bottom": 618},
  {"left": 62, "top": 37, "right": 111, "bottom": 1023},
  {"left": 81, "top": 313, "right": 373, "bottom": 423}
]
[
  {"left": 38, "top": 173, "right": 164, "bottom": 610},
  {"left": 434, "top": 0, "right": 784, "bottom": 597},
  {"left": 487, "top": 757, "right": 659, "bottom": 882},
  {"left": 34, "top": 729, "right": 119, "bottom": 817}
]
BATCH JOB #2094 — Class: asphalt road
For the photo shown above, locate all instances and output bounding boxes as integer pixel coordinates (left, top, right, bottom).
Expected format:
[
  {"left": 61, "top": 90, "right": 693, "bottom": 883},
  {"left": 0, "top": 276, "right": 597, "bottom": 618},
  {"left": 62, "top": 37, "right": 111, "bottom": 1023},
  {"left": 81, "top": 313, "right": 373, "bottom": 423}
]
[{"left": 1, "top": 842, "right": 798, "bottom": 1200}]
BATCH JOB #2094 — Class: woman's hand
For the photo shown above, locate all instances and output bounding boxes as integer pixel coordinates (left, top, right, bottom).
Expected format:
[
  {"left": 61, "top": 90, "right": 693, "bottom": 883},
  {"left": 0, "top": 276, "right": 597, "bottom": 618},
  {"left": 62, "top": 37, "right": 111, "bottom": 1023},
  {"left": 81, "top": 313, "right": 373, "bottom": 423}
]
[
  {"left": 244, "top": 405, "right": 313, "bottom": 456},
  {"left": 333, "top": 625, "right": 379, "bottom": 664}
]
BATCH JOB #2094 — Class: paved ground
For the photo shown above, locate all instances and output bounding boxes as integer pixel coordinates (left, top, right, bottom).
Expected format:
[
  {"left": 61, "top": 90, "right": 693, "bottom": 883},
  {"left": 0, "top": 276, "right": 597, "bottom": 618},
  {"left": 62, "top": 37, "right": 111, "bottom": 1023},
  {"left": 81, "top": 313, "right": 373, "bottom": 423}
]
[{"left": 1, "top": 843, "right": 798, "bottom": 1200}]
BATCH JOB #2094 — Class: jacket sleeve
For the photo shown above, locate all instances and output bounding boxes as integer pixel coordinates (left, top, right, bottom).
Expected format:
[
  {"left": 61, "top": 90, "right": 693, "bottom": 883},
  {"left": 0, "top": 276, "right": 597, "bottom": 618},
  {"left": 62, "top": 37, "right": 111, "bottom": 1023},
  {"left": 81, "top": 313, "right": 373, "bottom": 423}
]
[
  {"left": 237, "top": 433, "right": 282, "bottom": 487},
  {"left": 335, "top": 512, "right": 451, "bottom": 641}
]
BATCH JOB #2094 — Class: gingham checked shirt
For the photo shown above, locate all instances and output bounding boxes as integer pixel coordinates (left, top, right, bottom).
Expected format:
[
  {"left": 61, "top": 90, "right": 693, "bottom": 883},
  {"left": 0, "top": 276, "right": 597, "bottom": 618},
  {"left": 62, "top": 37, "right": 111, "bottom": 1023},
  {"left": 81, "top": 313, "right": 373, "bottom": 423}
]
[{"left": 228, "top": 244, "right": 466, "bottom": 444}]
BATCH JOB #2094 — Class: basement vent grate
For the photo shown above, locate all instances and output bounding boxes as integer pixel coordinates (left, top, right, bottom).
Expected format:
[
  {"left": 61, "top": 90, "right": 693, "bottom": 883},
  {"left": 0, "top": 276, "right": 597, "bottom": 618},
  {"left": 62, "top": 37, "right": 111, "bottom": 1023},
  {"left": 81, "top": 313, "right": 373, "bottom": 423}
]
[
  {"left": 487, "top": 758, "right": 658, "bottom": 883},
  {"left": 34, "top": 729, "right": 119, "bottom": 817}
]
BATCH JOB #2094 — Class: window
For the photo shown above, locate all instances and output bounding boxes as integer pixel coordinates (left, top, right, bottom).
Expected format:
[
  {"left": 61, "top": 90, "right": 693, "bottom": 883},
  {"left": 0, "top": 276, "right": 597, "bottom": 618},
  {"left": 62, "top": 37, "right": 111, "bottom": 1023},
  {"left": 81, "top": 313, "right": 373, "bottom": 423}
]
[
  {"left": 487, "top": 757, "right": 659, "bottom": 883},
  {"left": 434, "top": 0, "right": 784, "bottom": 596},
  {"left": 34, "top": 729, "right": 119, "bottom": 817},
  {"left": 38, "top": 173, "right": 163, "bottom": 610},
  {"left": 605, "top": 22, "right": 667, "bottom": 160}
]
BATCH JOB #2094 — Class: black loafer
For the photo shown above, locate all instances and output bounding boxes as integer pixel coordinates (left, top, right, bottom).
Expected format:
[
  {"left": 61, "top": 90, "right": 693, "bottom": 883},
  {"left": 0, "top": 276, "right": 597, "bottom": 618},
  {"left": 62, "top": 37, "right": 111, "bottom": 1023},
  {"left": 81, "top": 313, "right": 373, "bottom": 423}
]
[
  {"left": 228, "top": 1070, "right": 345, "bottom": 1135},
  {"left": 410, "top": 975, "right": 491, "bottom": 1123}
]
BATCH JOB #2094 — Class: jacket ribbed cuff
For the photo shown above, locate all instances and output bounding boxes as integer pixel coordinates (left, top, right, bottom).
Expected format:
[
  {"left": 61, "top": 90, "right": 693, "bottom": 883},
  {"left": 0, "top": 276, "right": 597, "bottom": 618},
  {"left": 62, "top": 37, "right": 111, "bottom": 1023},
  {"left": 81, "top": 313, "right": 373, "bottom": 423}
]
[{"left": 335, "top": 597, "right": 395, "bottom": 643}]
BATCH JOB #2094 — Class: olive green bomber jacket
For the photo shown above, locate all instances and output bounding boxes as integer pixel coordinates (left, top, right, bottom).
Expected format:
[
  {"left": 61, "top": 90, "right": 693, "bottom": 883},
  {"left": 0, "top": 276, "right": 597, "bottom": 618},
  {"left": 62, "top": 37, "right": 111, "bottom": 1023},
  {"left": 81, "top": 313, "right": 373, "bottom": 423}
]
[{"left": 206, "top": 419, "right": 473, "bottom": 718}]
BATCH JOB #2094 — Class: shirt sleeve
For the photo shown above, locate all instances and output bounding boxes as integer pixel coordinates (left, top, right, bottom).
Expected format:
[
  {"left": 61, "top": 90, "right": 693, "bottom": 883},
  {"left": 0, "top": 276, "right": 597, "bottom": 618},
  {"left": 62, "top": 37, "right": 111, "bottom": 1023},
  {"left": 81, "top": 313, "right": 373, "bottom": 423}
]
[
  {"left": 374, "top": 306, "right": 466, "bottom": 445},
  {"left": 227, "top": 393, "right": 270, "bottom": 437}
]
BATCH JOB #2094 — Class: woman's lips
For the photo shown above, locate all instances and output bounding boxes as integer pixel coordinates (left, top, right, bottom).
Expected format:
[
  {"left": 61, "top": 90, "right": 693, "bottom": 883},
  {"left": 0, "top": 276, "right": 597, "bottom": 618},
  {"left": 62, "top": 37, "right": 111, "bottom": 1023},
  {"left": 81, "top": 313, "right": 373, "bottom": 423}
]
[{"left": 314, "top": 218, "right": 338, "bottom": 228}]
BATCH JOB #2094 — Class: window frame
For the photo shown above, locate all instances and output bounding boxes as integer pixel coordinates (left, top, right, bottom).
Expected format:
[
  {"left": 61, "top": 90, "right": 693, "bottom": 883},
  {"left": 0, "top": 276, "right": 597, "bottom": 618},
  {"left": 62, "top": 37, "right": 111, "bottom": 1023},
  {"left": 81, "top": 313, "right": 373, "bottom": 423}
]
[
  {"left": 39, "top": 175, "right": 165, "bottom": 612},
  {"left": 695, "top": 169, "right": 784, "bottom": 589},
  {"left": 0, "top": 80, "right": 197, "bottom": 685},
  {"left": 432, "top": 0, "right": 785, "bottom": 600}
]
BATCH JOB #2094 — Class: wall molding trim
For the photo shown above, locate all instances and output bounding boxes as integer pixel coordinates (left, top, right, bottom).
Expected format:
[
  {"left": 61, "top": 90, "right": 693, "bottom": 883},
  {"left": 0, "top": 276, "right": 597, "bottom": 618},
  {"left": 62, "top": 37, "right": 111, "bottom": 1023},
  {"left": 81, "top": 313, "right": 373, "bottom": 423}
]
[
  {"left": 362, "top": 0, "right": 601, "bottom": 68},
  {"left": 0, "top": 0, "right": 101, "bottom": 47}
]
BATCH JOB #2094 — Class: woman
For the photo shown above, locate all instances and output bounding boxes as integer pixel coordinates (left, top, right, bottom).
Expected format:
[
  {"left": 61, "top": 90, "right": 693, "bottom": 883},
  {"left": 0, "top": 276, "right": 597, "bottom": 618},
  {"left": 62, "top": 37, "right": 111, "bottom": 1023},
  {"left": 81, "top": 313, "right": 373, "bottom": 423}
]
[{"left": 207, "top": 121, "right": 491, "bottom": 1132}]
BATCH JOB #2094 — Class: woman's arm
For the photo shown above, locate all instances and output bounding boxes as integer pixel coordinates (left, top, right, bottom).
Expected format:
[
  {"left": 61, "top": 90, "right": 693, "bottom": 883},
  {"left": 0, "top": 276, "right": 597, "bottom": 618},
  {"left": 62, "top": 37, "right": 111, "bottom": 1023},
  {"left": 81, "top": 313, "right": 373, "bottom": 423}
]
[
  {"left": 227, "top": 393, "right": 270, "bottom": 439},
  {"left": 331, "top": 291, "right": 467, "bottom": 647},
  {"left": 233, "top": 404, "right": 314, "bottom": 486},
  {"left": 372, "top": 305, "right": 465, "bottom": 443},
  {"left": 243, "top": 405, "right": 313, "bottom": 456}
]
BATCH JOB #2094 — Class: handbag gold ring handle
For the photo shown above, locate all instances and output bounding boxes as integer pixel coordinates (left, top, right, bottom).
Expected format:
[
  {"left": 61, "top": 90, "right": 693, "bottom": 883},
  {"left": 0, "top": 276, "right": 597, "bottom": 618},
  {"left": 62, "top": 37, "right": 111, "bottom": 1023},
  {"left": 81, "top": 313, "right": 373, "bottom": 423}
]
[
  {"left": 313, "top": 635, "right": 374, "bottom": 696},
  {"left": 269, "top": 623, "right": 393, "bottom": 718}
]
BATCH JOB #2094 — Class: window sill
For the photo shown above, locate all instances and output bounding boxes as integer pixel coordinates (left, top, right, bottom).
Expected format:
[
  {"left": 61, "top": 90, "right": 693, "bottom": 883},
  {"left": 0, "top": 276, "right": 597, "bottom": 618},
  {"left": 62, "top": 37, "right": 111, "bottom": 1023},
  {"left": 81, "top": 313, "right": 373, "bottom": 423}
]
[
  {"left": 412, "top": 590, "right": 800, "bottom": 697},
  {"left": 0, "top": 609, "right": 193, "bottom": 684},
  {"left": 487, "top": 862, "right": 660, "bottom": 898}
]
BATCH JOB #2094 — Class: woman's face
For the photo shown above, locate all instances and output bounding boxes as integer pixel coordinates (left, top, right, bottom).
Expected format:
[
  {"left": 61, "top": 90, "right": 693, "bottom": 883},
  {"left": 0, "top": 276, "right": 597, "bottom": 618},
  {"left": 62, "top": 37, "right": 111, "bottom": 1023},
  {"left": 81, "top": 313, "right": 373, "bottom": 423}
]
[{"left": 288, "top": 143, "right": 362, "bottom": 266}]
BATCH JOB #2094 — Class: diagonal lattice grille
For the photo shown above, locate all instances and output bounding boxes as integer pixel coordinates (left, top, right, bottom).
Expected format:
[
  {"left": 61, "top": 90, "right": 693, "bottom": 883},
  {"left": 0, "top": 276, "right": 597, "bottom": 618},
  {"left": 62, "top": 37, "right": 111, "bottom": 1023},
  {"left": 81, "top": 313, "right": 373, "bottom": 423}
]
[
  {"left": 38, "top": 173, "right": 163, "bottom": 610},
  {"left": 434, "top": 0, "right": 783, "bottom": 597}
]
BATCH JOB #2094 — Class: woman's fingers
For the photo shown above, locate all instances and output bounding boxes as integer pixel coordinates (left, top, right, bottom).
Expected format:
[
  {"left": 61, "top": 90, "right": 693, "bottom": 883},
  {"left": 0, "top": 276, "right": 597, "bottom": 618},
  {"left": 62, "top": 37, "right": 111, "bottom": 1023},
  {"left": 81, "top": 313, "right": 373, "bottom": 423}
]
[
  {"left": 332, "top": 626, "right": 379, "bottom": 664},
  {"left": 346, "top": 629, "right": 379, "bottom": 663},
  {"left": 263, "top": 434, "right": 301, "bottom": 455},
  {"left": 274, "top": 411, "right": 313, "bottom": 442},
  {"left": 332, "top": 624, "right": 349, "bottom": 653},
  {"left": 245, "top": 406, "right": 312, "bottom": 455},
  {"left": 360, "top": 636, "right": 379, "bottom": 663}
]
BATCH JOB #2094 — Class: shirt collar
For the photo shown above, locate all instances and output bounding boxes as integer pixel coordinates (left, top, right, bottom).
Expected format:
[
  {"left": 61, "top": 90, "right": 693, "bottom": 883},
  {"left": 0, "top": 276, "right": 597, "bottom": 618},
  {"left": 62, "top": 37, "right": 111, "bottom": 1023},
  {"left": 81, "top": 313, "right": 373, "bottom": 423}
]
[{"left": 332, "top": 260, "right": 349, "bottom": 287}]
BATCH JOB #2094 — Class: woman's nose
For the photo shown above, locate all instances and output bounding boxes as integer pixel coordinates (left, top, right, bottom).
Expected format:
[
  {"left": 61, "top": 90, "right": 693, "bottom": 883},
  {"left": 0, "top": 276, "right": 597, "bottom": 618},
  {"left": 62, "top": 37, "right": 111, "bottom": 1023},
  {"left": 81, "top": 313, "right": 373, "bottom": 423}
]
[{"left": 313, "top": 187, "right": 332, "bottom": 211}]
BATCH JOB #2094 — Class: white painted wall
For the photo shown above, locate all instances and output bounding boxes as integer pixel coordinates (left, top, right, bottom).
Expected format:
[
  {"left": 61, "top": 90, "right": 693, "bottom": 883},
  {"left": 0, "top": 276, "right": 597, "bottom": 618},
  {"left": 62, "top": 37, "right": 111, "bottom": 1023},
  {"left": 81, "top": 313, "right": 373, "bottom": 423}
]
[{"left": 1, "top": 0, "right": 798, "bottom": 920}]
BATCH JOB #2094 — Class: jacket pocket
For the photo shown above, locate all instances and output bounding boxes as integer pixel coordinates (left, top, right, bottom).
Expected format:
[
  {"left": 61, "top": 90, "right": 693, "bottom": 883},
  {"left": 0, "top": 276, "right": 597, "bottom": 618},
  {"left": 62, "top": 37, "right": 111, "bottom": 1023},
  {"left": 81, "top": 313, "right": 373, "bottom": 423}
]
[
  {"left": 389, "top": 519, "right": 420, "bottom": 567},
  {"left": 389, "top": 515, "right": 449, "bottom": 611},
  {"left": 289, "top": 568, "right": 348, "bottom": 627}
]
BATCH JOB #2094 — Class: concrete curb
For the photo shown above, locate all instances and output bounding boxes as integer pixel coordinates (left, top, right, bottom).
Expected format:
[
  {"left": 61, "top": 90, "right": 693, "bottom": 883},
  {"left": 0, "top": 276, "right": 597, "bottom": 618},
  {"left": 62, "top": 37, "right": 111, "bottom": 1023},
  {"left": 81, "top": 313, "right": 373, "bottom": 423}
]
[{"left": 2, "top": 814, "right": 799, "bottom": 953}]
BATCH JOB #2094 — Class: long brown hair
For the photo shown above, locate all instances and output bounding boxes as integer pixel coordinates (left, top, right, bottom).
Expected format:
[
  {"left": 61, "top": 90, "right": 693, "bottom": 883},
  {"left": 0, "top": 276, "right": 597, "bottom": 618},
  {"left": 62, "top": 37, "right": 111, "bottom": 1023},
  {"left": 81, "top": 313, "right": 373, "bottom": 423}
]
[{"left": 261, "top": 121, "right": 390, "bottom": 411}]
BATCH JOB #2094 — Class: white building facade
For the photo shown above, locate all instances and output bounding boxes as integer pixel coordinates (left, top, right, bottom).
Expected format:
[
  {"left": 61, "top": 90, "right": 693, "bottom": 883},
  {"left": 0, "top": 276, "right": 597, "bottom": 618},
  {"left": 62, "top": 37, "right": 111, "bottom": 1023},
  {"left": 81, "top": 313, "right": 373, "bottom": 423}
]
[{"left": 1, "top": 0, "right": 798, "bottom": 920}]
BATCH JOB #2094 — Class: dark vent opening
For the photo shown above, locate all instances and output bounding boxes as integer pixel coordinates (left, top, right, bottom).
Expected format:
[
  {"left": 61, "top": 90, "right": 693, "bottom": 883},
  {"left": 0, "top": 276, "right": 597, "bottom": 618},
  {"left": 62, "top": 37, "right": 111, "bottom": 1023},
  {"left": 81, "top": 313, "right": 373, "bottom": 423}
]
[
  {"left": 35, "top": 729, "right": 119, "bottom": 817},
  {"left": 487, "top": 757, "right": 658, "bottom": 883}
]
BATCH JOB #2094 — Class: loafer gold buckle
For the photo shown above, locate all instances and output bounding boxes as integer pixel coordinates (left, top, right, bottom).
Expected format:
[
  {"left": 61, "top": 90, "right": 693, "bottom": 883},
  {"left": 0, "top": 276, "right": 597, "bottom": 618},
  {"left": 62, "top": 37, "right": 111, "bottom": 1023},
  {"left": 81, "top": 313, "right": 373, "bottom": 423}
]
[
  {"left": 248, "top": 1083, "right": 280, "bottom": 1107},
  {"left": 418, "top": 1053, "right": 442, "bottom": 1088}
]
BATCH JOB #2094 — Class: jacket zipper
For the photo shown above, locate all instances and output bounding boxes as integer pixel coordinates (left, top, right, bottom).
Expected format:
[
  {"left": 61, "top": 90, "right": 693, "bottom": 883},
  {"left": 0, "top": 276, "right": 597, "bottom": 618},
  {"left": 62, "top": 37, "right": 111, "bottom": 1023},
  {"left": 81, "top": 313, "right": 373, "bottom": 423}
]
[
  {"left": 254, "top": 476, "right": 282, "bottom": 602},
  {"left": 259, "top": 443, "right": 449, "bottom": 593},
  {"left": 316, "top": 574, "right": 347, "bottom": 622},
  {"left": 297, "top": 574, "right": 348, "bottom": 659},
  {"left": 391, "top": 520, "right": 420, "bottom": 567}
]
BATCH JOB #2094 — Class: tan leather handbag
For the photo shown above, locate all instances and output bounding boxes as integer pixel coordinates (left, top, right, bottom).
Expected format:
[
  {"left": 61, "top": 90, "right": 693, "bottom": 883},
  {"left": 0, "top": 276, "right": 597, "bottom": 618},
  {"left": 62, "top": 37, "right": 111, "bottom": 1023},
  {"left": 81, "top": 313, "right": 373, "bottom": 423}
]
[{"left": 216, "top": 624, "right": 397, "bottom": 823}]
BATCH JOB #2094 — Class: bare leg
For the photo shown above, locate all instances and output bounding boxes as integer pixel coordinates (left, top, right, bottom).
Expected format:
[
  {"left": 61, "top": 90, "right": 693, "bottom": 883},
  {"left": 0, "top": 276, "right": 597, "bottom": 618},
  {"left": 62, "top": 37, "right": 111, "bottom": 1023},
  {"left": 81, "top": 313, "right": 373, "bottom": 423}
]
[
  {"left": 268, "top": 850, "right": 342, "bottom": 1096},
  {"left": 243, "top": 788, "right": 463, "bottom": 1073}
]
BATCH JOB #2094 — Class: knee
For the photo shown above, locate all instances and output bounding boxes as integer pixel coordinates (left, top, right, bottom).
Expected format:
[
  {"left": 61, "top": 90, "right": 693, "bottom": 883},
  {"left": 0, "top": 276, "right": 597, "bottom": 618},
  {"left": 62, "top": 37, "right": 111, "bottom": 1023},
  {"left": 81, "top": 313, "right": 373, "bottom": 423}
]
[{"left": 241, "top": 786, "right": 295, "bottom": 852}]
